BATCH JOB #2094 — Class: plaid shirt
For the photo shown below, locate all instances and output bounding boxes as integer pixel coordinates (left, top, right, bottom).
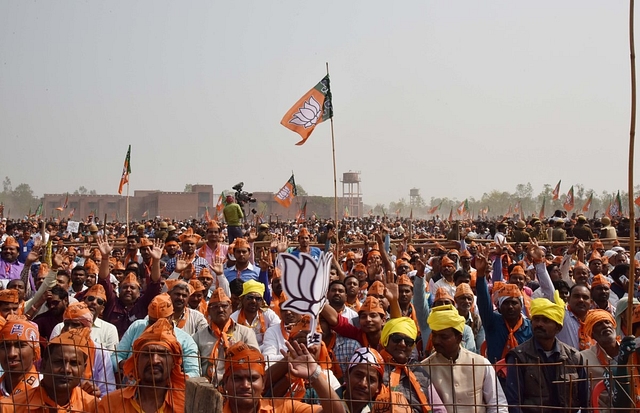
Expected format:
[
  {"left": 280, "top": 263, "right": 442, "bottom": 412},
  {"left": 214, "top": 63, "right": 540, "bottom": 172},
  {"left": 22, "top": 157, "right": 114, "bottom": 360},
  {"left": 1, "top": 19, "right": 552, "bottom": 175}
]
[{"left": 165, "top": 255, "right": 209, "bottom": 276}]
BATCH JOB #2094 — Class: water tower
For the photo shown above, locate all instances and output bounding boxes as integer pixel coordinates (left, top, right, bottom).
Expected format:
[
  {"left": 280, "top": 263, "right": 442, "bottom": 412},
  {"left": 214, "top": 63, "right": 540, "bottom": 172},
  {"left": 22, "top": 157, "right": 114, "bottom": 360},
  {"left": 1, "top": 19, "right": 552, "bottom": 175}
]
[
  {"left": 341, "top": 171, "right": 362, "bottom": 218},
  {"left": 410, "top": 188, "right": 420, "bottom": 207}
]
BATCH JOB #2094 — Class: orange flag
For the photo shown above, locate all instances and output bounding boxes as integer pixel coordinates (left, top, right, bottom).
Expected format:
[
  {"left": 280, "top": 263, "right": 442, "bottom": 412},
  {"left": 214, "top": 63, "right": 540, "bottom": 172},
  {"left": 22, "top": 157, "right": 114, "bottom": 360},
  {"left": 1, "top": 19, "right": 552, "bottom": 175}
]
[
  {"left": 581, "top": 193, "right": 593, "bottom": 212},
  {"left": 552, "top": 180, "right": 561, "bottom": 200},
  {"left": 563, "top": 186, "right": 575, "bottom": 211},
  {"left": 281, "top": 75, "right": 333, "bottom": 146},
  {"left": 539, "top": 198, "right": 546, "bottom": 220},
  {"left": 635, "top": 195, "right": 640, "bottom": 208},
  {"left": 118, "top": 145, "right": 131, "bottom": 195},
  {"left": 274, "top": 174, "right": 297, "bottom": 208}
]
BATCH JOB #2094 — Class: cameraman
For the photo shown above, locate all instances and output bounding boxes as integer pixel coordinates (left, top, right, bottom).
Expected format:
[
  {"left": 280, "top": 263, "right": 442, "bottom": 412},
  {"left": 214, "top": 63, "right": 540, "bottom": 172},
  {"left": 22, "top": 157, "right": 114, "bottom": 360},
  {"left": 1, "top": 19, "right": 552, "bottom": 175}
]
[{"left": 223, "top": 195, "right": 244, "bottom": 244}]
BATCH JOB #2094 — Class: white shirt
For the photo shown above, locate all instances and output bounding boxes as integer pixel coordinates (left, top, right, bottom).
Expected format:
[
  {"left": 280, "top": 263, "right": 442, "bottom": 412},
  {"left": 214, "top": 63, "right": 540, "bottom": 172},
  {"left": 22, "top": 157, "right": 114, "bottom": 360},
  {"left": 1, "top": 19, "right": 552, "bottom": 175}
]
[
  {"left": 231, "top": 308, "right": 281, "bottom": 346},
  {"left": 50, "top": 317, "right": 120, "bottom": 352}
]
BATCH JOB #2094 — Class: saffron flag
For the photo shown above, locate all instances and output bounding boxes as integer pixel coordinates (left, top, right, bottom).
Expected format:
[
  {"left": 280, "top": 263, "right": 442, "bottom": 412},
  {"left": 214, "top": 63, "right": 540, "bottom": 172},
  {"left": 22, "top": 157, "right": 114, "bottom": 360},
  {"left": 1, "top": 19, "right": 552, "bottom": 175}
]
[
  {"left": 216, "top": 192, "right": 225, "bottom": 220},
  {"left": 506, "top": 204, "right": 512, "bottom": 216},
  {"left": 118, "top": 145, "right": 131, "bottom": 195},
  {"left": 141, "top": 210, "right": 148, "bottom": 218},
  {"left": 55, "top": 206, "right": 63, "bottom": 212},
  {"left": 204, "top": 206, "right": 211, "bottom": 221},
  {"left": 68, "top": 208, "right": 75, "bottom": 218},
  {"left": 281, "top": 75, "right": 333, "bottom": 146},
  {"left": 296, "top": 201, "right": 307, "bottom": 224},
  {"left": 552, "top": 180, "right": 561, "bottom": 200},
  {"left": 456, "top": 199, "right": 468, "bottom": 216},
  {"left": 428, "top": 200, "right": 443, "bottom": 214},
  {"left": 448, "top": 207, "right": 453, "bottom": 222},
  {"left": 563, "top": 186, "right": 574, "bottom": 211},
  {"left": 274, "top": 174, "right": 297, "bottom": 208},
  {"left": 539, "top": 197, "right": 546, "bottom": 219},
  {"left": 581, "top": 193, "right": 593, "bottom": 212},
  {"left": 635, "top": 195, "right": 640, "bottom": 208},
  {"left": 609, "top": 191, "right": 622, "bottom": 217},
  {"left": 62, "top": 193, "right": 69, "bottom": 209}
]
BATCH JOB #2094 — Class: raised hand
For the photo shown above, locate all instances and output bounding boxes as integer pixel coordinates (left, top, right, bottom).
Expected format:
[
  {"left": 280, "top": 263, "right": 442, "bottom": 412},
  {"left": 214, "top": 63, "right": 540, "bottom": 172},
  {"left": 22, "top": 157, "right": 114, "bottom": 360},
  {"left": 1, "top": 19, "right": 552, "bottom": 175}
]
[
  {"left": 52, "top": 252, "right": 65, "bottom": 270},
  {"left": 211, "top": 256, "right": 225, "bottom": 275},
  {"left": 415, "top": 258, "right": 426, "bottom": 278},
  {"left": 175, "top": 253, "right": 189, "bottom": 273},
  {"left": 150, "top": 239, "right": 164, "bottom": 261},
  {"left": 528, "top": 238, "right": 545, "bottom": 264},
  {"left": 282, "top": 341, "right": 319, "bottom": 380},
  {"left": 25, "top": 246, "right": 41, "bottom": 265},
  {"left": 95, "top": 235, "right": 113, "bottom": 258}
]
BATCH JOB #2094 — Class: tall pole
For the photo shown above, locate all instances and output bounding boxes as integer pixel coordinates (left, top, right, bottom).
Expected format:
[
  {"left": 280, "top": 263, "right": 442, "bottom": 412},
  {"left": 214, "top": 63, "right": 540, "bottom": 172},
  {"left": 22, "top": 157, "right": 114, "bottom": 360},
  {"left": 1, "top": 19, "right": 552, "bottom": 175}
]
[
  {"left": 627, "top": 0, "right": 637, "bottom": 337},
  {"left": 327, "top": 62, "right": 339, "bottom": 254},
  {"left": 126, "top": 182, "right": 130, "bottom": 236}
]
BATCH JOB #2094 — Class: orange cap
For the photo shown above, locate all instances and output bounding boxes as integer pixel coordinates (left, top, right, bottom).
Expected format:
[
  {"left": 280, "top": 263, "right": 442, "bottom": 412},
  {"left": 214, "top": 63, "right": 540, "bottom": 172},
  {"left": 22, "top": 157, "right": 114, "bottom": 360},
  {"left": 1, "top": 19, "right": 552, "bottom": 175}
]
[
  {"left": 148, "top": 294, "right": 174, "bottom": 319},
  {"left": 359, "top": 296, "right": 386, "bottom": 315}
]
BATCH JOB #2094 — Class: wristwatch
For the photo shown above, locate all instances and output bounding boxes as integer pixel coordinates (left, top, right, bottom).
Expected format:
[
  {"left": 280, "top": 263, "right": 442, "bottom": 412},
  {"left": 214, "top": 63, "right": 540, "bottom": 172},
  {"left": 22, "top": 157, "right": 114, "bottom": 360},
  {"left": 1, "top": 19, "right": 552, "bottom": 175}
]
[{"left": 308, "top": 365, "right": 322, "bottom": 382}]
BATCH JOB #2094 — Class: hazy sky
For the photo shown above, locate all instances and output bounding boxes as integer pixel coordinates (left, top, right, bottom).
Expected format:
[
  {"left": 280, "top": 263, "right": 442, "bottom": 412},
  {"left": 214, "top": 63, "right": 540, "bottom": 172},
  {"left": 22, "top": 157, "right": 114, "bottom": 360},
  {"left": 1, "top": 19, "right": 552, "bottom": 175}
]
[{"left": 0, "top": 1, "right": 636, "bottom": 205}]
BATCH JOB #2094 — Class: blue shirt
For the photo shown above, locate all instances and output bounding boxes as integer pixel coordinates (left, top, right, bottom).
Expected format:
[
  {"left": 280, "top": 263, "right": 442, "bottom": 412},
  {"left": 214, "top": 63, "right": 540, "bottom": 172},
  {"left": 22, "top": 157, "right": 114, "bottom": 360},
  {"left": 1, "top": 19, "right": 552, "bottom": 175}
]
[
  {"left": 476, "top": 273, "right": 532, "bottom": 364},
  {"left": 287, "top": 246, "right": 322, "bottom": 262},
  {"left": 111, "top": 318, "right": 201, "bottom": 378},
  {"left": 223, "top": 262, "right": 260, "bottom": 283},
  {"left": 17, "top": 238, "right": 34, "bottom": 263}
]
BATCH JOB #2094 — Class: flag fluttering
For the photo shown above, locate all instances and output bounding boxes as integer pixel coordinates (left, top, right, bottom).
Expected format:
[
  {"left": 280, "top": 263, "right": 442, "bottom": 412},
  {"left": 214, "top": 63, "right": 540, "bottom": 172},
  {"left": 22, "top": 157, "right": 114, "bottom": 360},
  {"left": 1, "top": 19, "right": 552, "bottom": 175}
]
[
  {"left": 635, "top": 194, "right": 640, "bottom": 208},
  {"left": 448, "top": 207, "right": 453, "bottom": 222},
  {"left": 281, "top": 75, "right": 333, "bottom": 146},
  {"left": 344, "top": 206, "right": 350, "bottom": 218},
  {"left": 274, "top": 174, "right": 297, "bottom": 208},
  {"left": 204, "top": 206, "right": 211, "bottom": 221},
  {"left": 552, "top": 180, "right": 561, "bottom": 200},
  {"left": 563, "top": 186, "right": 574, "bottom": 211},
  {"left": 68, "top": 208, "right": 75, "bottom": 218},
  {"left": 607, "top": 191, "right": 622, "bottom": 217},
  {"left": 118, "top": 145, "right": 131, "bottom": 195},
  {"left": 428, "top": 201, "right": 443, "bottom": 214},
  {"left": 216, "top": 192, "right": 226, "bottom": 220},
  {"left": 141, "top": 210, "right": 148, "bottom": 218},
  {"left": 34, "top": 202, "right": 43, "bottom": 217},
  {"left": 581, "top": 193, "right": 593, "bottom": 212},
  {"left": 296, "top": 201, "right": 307, "bottom": 224},
  {"left": 456, "top": 199, "right": 468, "bottom": 216},
  {"left": 539, "top": 197, "right": 546, "bottom": 219}
]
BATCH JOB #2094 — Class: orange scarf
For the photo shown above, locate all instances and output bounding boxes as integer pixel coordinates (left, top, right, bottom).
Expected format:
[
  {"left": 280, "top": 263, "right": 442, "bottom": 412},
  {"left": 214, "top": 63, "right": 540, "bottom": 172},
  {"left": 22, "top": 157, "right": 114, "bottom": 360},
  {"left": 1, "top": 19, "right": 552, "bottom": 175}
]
[
  {"left": 325, "top": 333, "right": 343, "bottom": 380},
  {"left": 237, "top": 310, "right": 266, "bottom": 334},
  {"left": 502, "top": 317, "right": 524, "bottom": 359},
  {"left": 198, "top": 300, "right": 208, "bottom": 318},
  {"left": 0, "top": 365, "right": 39, "bottom": 398},
  {"left": 119, "top": 368, "right": 185, "bottom": 413},
  {"left": 176, "top": 308, "right": 189, "bottom": 329},
  {"left": 13, "top": 385, "right": 96, "bottom": 413},
  {"left": 568, "top": 306, "right": 594, "bottom": 350},
  {"left": 124, "top": 251, "right": 138, "bottom": 265},
  {"left": 380, "top": 350, "right": 432, "bottom": 413},
  {"left": 207, "top": 319, "right": 233, "bottom": 381},
  {"left": 346, "top": 299, "right": 361, "bottom": 312}
]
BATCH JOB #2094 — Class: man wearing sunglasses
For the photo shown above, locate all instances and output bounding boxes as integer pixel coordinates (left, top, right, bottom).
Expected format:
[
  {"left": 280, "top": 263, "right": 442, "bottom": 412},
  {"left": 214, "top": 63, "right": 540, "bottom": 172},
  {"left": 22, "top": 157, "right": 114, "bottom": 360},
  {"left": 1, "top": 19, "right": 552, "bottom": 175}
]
[{"left": 49, "top": 284, "right": 119, "bottom": 352}]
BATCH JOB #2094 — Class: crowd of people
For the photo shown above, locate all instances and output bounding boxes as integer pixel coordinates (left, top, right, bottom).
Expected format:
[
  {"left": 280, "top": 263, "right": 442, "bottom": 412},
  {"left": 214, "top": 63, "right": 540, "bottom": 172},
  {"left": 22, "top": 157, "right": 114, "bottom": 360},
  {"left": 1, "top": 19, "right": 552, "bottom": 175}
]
[{"left": 0, "top": 199, "right": 640, "bottom": 412}]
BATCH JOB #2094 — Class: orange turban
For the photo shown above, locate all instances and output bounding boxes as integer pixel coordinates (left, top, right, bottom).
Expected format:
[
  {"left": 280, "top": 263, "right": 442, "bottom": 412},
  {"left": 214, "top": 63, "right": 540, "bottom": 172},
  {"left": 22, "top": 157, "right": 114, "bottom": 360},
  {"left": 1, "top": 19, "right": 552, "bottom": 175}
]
[
  {"left": 224, "top": 342, "right": 265, "bottom": 378},
  {"left": 123, "top": 318, "right": 185, "bottom": 409},
  {"left": 368, "top": 281, "right": 385, "bottom": 296},
  {"left": 298, "top": 228, "right": 310, "bottom": 237},
  {"left": 440, "top": 256, "right": 456, "bottom": 268},
  {"left": 207, "top": 220, "right": 220, "bottom": 230},
  {"left": 139, "top": 238, "right": 154, "bottom": 248},
  {"left": 359, "top": 296, "right": 386, "bottom": 315},
  {"left": 574, "top": 261, "right": 588, "bottom": 270},
  {"left": 234, "top": 238, "right": 250, "bottom": 250},
  {"left": 2, "top": 237, "right": 18, "bottom": 248},
  {"left": 121, "top": 273, "right": 140, "bottom": 288},
  {"left": 510, "top": 265, "right": 525, "bottom": 276},
  {"left": 496, "top": 284, "right": 522, "bottom": 307},
  {"left": 460, "top": 250, "right": 472, "bottom": 258},
  {"left": 189, "top": 279, "right": 206, "bottom": 293},
  {"left": 346, "top": 251, "right": 356, "bottom": 259},
  {"left": 179, "top": 228, "right": 201, "bottom": 244},
  {"left": 0, "top": 289, "right": 19, "bottom": 304},
  {"left": 84, "top": 259, "right": 99, "bottom": 275},
  {"left": 591, "top": 274, "right": 611, "bottom": 288},
  {"left": 165, "top": 279, "right": 194, "bottom": 296},
  {"left": 0, "top": 315, "right": 40, "bottom": 361},
  {"left": 85, "top": 284, "right": 107, "bottom": 302},
  {"left": 148, "top": 294, "right": 174, "bottom": 319},
  {"left": 113, "top": 261, "right": 125, "bottom": 271},
  {"left": 592, "top": 240, "right": 604, "bottom": 251},
  {"left": 584, "top": 309, "right": 616, "bottom": 338},
  {"left": 48, "top": 327, "right": 92, "bottom": 357},
  {"left": 63, "top": 303, "right": 93, "bottom": 327},
  {"left": 354, "top": 263, "right": 367, "bottom": 273},
  {"left": 209, "top": 287, "right": 231, "bottom": 303},
  {"left": 434, "top": 287, "right": 454, "bottom": 304},
  {"left": 198, "top": 268, "right": 214, "bottom": 280},
  {"left": 397, "top": 275, "right": 413, "bottom": 287},
  {"left": 368, "top": 250, "right": 381, "bottom": 259},
  {"left": 455, "top": 283, "right": 474, "bottom": 299}
]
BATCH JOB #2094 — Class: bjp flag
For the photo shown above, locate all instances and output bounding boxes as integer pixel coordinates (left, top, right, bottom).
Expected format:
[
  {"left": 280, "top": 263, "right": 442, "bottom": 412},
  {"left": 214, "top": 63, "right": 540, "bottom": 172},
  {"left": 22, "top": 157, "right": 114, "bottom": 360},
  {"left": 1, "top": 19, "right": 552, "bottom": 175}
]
[
  {"left": 281, "top": 75, "right": 333, "bottom": 146},
  {"left": 274, "top": 174, "right": 297, "bottom": 208},
  {"left": 563, "top": 186, "right": 574, "bottom": 211}
]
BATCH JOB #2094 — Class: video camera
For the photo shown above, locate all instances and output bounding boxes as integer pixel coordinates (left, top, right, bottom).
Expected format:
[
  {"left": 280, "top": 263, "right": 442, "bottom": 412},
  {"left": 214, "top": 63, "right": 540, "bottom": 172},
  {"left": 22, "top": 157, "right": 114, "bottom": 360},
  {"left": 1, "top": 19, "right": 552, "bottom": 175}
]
[{"left": 232, "top": 182, "right": 257, "bottom": 208}]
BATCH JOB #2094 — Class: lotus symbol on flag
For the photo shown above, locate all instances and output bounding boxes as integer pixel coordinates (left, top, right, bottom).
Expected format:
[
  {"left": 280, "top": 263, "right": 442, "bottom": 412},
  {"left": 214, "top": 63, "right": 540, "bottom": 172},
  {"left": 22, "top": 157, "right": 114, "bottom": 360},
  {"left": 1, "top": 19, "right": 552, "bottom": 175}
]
[
  {"left": 288, "top": 96, "right": 321, "bottom": 129},
  {"left": 278, "top": 251, "right": 332, "bottom": 318}
]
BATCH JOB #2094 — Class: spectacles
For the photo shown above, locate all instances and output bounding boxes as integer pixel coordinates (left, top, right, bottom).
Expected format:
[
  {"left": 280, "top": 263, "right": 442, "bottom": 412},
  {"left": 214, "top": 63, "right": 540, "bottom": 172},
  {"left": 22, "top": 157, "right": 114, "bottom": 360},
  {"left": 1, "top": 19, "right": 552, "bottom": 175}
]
[
  {"left": 389, "top": 334, "right": 415, "bottom": 347},
  {"left": 209, "top": 304, "right": 230, "bottom": 311},
  {"left": 244, "top": 295, "right": 263, "bottom": 302},
  {"left": 86, "top": 296, "right": 105, "bottom": 306}
]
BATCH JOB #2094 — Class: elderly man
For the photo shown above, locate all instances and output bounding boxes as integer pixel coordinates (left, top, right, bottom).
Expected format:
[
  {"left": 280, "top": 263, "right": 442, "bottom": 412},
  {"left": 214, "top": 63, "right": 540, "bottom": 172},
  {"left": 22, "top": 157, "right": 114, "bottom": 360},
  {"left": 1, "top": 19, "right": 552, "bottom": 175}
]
[
  {"left": 112, "top": 294, "right": 200, "bottom": 379},
  {"left": 421, "top": 304, "right": 507, "bottom": 413},
  {"left": 98, "top": 318, "right": 186, "bottom": 413},
  {"left": 506, "top": 292, "right": 588, "bottom": 412},
  {"left": 0, "top": 328, "right": 97, "bottom": 413},
  {"left": 192, "top": 287, "right": 258, "bottom": 385},
  {"left": 0, "top": 316, "right": 40, "bottom": 399},
  {"left": 96, "top": 235, "right": 163, "bottom": 338},
  {"left": 0, "top": 237, "right": 24, "bottom": 286},
  {"left": 165, "top": 279, "right": 208, "bottom": 335}
]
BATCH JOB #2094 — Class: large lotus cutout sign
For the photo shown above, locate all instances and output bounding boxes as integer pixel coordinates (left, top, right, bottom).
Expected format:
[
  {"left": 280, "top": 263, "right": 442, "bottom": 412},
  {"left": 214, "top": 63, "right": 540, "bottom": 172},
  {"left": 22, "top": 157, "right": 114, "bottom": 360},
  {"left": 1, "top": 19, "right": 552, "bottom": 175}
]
[{"left": 278, "top": 251, "right": 332, "bottom": 346}]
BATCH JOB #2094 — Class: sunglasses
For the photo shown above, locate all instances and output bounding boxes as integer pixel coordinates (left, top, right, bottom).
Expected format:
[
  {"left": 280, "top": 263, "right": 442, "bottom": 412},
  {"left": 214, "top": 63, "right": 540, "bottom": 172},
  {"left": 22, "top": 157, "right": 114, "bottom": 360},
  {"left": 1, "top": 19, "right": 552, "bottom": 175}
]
[
  {"left": 244, "top": 295, "right": 263, "bottom": 302},
  {"left": 86, "top": 296, "right": 105, "bottom": 306},
  {"left": 389, "top": 334, "right": 415, "bottom": 347}
]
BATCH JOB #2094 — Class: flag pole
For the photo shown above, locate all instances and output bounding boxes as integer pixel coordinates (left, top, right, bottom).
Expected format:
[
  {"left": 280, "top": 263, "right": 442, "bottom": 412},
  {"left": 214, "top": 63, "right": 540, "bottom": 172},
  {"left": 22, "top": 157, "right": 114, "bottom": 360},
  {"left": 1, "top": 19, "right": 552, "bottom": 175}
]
[
  {"left": 126, "top": 182, "right": 130, "bottom": 236},
  {"left": 327, "top": 62, "right": 339, "bottom": 255},
  {"left": 627, "top": 0, "right": 637, "bottom": 343}
]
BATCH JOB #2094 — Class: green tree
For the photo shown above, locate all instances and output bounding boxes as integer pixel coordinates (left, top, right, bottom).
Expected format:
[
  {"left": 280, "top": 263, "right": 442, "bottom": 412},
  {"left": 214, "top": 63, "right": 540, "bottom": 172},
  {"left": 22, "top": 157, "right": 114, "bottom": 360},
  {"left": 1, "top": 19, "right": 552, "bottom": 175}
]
[
  {"left": 296, "top": 185, "right": 308, "bottom": 196},
  {"left": 184, "top": 184, "right": 193, "bottom": 192}
]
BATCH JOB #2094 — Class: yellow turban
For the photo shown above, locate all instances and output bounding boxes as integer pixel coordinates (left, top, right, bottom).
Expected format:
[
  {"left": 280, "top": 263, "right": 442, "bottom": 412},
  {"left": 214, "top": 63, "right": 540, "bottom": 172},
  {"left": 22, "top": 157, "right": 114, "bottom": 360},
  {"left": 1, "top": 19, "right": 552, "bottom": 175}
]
[
  {"left": 240, "top": 280, "right": 265, "bottom": 298},
  {"left": 530, "top": 290, "right": 565, "bottom": 327},
  {"left": 380, "top": 317, "right": 418, "bottom": 347},
  {"left": 427, "top": 304, "right": 465, "bottom": 334}
]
